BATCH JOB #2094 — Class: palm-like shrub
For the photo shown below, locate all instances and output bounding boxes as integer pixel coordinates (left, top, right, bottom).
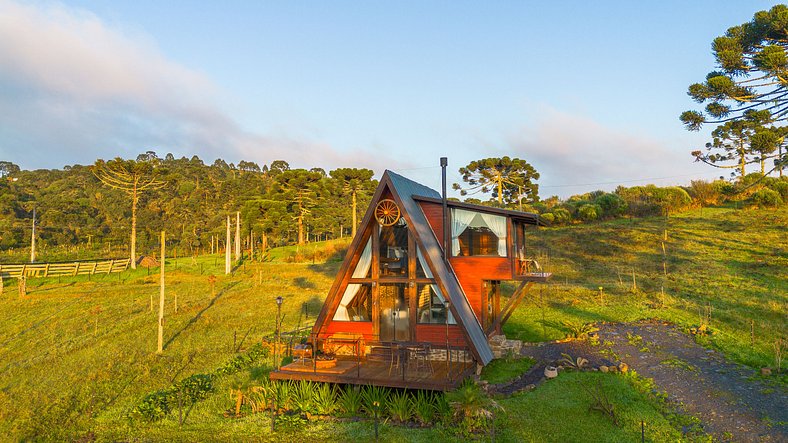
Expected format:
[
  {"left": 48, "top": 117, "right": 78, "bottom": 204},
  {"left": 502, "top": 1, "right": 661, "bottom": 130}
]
[
  {"left": 446, "top": 380, "right": 502, "bottom": 435},
  {"left": 387, "top": 390, "right": 412, "bottom": 423}
]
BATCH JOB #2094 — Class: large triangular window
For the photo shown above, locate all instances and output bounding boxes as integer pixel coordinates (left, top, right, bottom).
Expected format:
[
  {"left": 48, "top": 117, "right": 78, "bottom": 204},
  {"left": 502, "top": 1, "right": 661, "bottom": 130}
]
[
  {"left": 416, "top": 248, "right": 455, "bottom": 324},
  {"left": 332, "top": 238, "right": 372, "bottom": 321}
]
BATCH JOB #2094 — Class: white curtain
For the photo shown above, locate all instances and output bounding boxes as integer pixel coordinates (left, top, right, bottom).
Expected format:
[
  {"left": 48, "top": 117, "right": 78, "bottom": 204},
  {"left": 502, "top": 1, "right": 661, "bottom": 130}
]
[
  {"left": 480, "top": 213, "right": 507, "bottom": 256},
  {"left": 417, "top": 248, "right": 455, "bottom": 324},
  {"left": 333, "top": 238, "right": 372, "bottom": 320},
  {"left": 451, "top": 209, "right": 477, "bottom": 256}
]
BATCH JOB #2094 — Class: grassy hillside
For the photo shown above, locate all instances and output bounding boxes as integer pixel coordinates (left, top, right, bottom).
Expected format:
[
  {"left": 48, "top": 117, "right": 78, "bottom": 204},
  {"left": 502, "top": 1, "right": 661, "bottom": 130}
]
[
  {"left": 0, "top": 206, "right": 784, "bottom": 440},
  {"left": 505, "top": 206, "right": 787, "bottom": 370}
]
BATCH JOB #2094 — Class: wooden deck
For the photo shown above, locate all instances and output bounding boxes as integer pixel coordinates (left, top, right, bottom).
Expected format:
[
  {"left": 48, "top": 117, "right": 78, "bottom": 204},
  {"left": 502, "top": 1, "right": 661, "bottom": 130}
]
[{"left": 270, "top": 356, "right": 476, "bottom": 390}]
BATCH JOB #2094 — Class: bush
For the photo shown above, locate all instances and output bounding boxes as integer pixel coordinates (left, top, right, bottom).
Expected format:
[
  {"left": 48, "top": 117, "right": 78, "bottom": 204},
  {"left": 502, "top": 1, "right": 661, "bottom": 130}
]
[
  {"left": 751, "top": 188, "right": 783, "bottom": 207},
  {"left": 539, "top": 212, "right": 555, "bottom": 224},
  {"left": 688, "top": 180, "right": 723, "bottom": 206},
  {"left": 577, "top": 204, "right": 601, "bottom": 222},
  {"left": 133, "top": 390, "right": 173, "bottom": 422},
  {"left": 594, "top": 193, "right": 627, "bottom": 218},
  {"left": 551, "top": 208, "right": 572, "bottom": 225},
  {"left": 767, "top": 179, "right": 788, "bottom": 200},
  {"left": 177, "top": 373, "right": 215, "bottom": 404},
  {"left": 446, "top": 380, "right": 501, "bottom": 435}
]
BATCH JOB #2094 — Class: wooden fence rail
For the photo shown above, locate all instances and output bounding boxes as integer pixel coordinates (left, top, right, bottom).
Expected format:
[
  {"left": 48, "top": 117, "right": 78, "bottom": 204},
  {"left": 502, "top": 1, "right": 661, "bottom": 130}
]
[{"left": 0, "top": 258, "right": 131, "bottom": 279}]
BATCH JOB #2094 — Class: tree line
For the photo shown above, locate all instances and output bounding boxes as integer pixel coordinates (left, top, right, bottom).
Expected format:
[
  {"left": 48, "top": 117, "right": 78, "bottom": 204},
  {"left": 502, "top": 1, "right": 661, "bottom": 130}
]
[
  {"left": 0, "top": 153, "right": 375, "bottom": 260},
  {"left": 2, "top": 150, "right": 785, "bottom": 265}
]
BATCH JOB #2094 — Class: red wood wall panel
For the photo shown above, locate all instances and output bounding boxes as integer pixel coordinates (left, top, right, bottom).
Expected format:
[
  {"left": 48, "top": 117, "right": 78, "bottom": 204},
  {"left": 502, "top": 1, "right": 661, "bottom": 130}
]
[
  {"left": 415, "top": 325, "right": 467, "bottom": 346},
  {"left": 418, "top": 201, "right": 444, "bottom": 249},
  {"left": 450, "top": 257, "right": 510, "bottom": 319}
]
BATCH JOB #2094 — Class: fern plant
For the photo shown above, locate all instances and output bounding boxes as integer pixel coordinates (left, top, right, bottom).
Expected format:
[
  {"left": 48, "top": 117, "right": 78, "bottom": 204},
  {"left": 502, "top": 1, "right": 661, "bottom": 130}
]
[{"left": 387, "top": 390, "right": 412, "bottom": 423}]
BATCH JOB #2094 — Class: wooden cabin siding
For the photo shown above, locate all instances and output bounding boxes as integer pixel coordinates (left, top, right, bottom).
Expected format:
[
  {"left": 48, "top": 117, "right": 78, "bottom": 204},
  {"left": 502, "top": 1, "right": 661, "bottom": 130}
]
[
  {"left": 419, "top": 201, "right": 444, "bottom": 249},
  {"left": 450, "top": 257, "right": 510, "bottom": 318},
  {"left": 415, "top": 324, "right": 467, "bottom": 346}
]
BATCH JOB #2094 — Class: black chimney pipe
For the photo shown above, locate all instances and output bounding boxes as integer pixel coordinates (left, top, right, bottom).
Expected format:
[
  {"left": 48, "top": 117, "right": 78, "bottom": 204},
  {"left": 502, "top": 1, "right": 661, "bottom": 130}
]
[{"left": 440, "top": 157, "right": 448, "bottom": 261}]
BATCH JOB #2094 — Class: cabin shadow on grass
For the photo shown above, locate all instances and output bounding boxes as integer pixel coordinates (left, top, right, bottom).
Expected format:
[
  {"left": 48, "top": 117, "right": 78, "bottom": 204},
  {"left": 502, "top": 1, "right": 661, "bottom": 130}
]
[{"left": 164, "top": 282, "right": 239, "bottom": 350}]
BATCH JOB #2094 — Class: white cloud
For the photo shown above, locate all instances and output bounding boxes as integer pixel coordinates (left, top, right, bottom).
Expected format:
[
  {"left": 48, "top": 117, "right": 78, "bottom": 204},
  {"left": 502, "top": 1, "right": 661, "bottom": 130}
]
[
  {"left": 0, "top": 0, "right": 395, "bottom": 173},
  {"left": 507, "top": 106, "right": 710, "bottom": 197}
]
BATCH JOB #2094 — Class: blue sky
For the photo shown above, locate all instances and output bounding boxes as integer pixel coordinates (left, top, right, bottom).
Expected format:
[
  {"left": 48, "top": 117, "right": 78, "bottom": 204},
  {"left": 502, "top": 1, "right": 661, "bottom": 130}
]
[{"left": 0, "top": 1, "right": 778, "bottom": 197}]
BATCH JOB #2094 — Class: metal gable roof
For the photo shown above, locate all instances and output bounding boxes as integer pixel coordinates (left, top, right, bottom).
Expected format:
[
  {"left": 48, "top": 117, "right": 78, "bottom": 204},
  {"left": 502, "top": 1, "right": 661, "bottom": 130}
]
[{"left": 384, "top": 170, "right": 494, "bottom": 365}]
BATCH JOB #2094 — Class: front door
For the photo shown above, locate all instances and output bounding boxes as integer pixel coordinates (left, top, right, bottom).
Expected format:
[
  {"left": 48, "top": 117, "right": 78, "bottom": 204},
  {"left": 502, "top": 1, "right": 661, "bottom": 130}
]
[{"left": 379, "top": 283, "right": 409, "bottom": 342}]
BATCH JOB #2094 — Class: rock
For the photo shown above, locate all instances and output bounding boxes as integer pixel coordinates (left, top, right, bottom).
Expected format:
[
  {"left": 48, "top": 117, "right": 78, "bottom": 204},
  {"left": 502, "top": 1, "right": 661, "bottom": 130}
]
[
  {"left": 599, "top": 365, "right": 609, "bottom": 373},
  {"left": 525, "top": 384, "right": 536, "bottom": 391},
  {"left": 760, "top": 367, "right": 772, "bottom": 376},
  {"left": 608, "top": 365, "right": 619, "bottom": 373},
  {"left": 618, "top": 362, "right": 629, "bottom": 373}
]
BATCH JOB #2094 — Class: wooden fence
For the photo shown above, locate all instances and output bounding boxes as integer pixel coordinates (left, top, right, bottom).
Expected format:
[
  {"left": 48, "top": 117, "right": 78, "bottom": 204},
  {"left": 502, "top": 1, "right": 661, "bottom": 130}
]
[{"left": 0, "top": 258, "right": 131, "bottom": 279}]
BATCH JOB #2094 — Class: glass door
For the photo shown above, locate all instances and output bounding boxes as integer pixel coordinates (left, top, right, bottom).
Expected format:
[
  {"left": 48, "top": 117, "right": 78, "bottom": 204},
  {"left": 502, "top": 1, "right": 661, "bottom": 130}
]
[{"left": 379, "top": 283, "right": 409, "bottom": 342}]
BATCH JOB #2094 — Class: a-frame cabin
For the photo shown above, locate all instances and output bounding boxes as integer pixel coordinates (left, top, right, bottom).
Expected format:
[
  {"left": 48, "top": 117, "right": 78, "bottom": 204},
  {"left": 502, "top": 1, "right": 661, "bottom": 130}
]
[{"left": 271, "top": 170, "right": 551, "bottom": 390}]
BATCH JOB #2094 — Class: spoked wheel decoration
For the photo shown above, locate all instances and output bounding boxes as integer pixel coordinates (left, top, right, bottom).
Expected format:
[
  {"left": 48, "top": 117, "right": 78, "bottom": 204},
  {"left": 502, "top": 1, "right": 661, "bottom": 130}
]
[{"left": 375, "top": 199, "right": 400, "bottom": 226}]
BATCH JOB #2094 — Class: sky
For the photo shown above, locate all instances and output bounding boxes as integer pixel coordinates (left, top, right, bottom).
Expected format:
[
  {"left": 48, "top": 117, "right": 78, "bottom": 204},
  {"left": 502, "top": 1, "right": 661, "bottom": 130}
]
[{"left": 0, "top": 0, "right": 779, "bottom": 198}]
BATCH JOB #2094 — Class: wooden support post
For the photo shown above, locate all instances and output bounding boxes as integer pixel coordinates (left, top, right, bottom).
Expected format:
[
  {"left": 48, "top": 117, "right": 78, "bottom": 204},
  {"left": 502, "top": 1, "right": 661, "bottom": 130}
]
[
  {"left": 235, "top": 211, "right": 241, "bottom": 262},
  {"left": 495, "top": 281, "right": 534, "bottom": 330},
  {"left": 225, "top": 216, "right": 231, "bottom": 275},
  {"left": 157, "top": 231, "right": 165, "bottom": 354}
]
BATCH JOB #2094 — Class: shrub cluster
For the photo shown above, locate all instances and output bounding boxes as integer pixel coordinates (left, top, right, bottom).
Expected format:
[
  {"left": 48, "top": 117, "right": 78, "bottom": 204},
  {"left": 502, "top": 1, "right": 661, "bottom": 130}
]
[
  {"left": 238, "top": 380, "right": 451, "bottom": 426},
  {"left": 131, "top": 373, "right": 216, "bottom": 422},
  {"left": 533, "top": 175, "right": 787, "bottom": 225},
  {"left": 236, "top": 378, "right": 500, "bottom": 436},
  {"left": 131, "top": 344, "right": 269, "bottom": 422}
]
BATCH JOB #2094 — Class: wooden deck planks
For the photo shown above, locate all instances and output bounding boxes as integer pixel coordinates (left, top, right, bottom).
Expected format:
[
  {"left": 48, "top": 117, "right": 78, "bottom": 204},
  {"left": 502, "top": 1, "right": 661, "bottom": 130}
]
[{"left": 271, "top": 357, "right": 476, "bottom": 390}]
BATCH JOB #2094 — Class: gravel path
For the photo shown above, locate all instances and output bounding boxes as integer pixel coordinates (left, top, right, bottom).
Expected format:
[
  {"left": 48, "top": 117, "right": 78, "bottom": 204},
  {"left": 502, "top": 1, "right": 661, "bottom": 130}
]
[{"left": 495, "top": 321, "right": 787, "bottom": 442}]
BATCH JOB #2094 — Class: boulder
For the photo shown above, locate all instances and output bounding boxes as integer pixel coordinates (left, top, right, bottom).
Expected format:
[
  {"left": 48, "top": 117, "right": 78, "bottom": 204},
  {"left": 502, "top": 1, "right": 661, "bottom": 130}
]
[
  {"left": 760, "top": 367, "right": 772, "bottom": 376},
  {"left": 619, "top": 362, "right": 629, "bottom": 373},
  {"left": 599, "top": 365, "right": 609, "bottom": 373}
]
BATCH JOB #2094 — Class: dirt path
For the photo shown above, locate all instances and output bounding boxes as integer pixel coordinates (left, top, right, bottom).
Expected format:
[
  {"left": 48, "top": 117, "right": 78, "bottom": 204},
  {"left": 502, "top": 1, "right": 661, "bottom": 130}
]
[{"left": 499, "top": 321, "right": 787, "bottom": 442}]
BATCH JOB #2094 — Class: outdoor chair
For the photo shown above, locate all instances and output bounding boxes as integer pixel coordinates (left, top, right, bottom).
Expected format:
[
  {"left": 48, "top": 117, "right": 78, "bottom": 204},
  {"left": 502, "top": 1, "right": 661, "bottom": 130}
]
[{"left": 407, "top": 344, "right": 434, "bottom": 376}]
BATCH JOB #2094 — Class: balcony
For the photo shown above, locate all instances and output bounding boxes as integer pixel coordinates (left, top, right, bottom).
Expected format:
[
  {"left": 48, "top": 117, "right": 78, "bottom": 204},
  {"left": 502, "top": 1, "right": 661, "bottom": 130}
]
[{"left": 515, "top": 258, "right": 552, "bottom": 282}]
